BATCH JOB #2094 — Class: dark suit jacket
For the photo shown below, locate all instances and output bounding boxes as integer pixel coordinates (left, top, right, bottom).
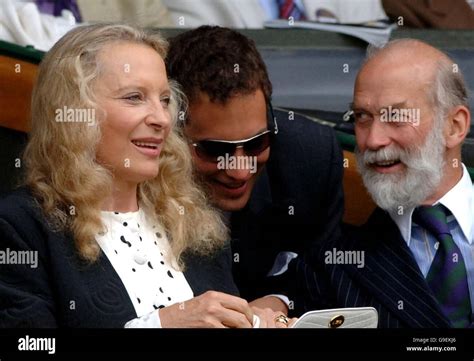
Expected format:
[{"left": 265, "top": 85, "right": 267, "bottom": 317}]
[
  {"left": 230, "top": 109, "right": 344, "bottom": 301},
  {"left": 0, "top": 188, "right": 238, "bottom": 328},
  {"left": 290, "top": 207, "right": 454, "bottom": 327}
]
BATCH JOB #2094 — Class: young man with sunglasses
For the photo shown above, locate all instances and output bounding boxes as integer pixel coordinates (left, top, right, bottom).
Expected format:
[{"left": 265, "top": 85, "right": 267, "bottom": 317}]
[{"left": 167, "top": 26, "right": 344, "bottom": 323}]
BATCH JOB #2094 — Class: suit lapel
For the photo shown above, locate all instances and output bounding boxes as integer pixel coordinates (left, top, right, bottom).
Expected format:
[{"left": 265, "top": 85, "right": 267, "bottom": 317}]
[
  {"left": 230, "top": 168, "right": 297, "bottom": 298},
  {"left": 345, "top": 208, "right": 450, "bottom": 327}
]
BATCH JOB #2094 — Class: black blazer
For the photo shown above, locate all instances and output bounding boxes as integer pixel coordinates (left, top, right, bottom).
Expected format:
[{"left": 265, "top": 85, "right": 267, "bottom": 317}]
[
  {"left": 230, "top": 109, "right": 344, "bottom": 301},
  {"left": 0, "top": 188, "right": 238, "bottom": 328},
  {"left": 290, "top": 207, "right": 455, "bottom": 327}
]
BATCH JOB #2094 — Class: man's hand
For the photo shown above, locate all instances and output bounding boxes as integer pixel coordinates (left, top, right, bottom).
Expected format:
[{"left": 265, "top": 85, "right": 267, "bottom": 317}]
[
  {"left": 159, "top": 291, "right": 254, "bottom": 328},
  {"left": 250, "top": 296, "right": 295, "bottom": 328}
]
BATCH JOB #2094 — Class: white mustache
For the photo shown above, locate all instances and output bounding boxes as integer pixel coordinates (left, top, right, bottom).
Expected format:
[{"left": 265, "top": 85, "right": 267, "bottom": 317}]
[
  {"left": 355, "top": 118, "right": 446, "bottom": 212},
  {"left": 361, "top": 145, "right": 407, "bottom": 165}
]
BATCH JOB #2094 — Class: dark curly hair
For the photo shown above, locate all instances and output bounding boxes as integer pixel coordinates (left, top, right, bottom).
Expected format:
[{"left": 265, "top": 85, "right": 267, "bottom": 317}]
[{"left": 166, "top": 26, "right": 272, "bottom": 105}]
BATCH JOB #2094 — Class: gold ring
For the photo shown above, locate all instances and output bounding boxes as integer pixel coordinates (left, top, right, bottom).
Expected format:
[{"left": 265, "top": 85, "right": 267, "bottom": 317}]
[{"left": 274, "top": 314, "right": 289, "bottom": 325}]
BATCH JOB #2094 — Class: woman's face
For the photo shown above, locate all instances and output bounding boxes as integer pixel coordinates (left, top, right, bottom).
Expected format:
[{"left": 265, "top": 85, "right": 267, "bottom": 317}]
[{"left": 94, "top": 41, "right": 172, "bottom": 185}]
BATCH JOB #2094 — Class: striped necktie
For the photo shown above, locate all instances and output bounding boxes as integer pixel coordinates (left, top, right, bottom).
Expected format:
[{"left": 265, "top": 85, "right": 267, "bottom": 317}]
[
  {"left": 413, "top": 204, "right": 472, "bottom": 327},
  {"left": 277, "top": 0, "right": 306, "bottom": 20}
]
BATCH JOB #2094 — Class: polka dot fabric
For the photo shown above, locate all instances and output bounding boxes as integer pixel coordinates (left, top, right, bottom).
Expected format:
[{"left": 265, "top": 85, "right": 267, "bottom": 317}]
[{"left": 97, "top": 209, "right": 194, "bottom": 319}]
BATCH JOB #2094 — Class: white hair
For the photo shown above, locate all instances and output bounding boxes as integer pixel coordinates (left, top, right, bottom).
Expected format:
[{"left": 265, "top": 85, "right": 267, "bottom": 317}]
[{"left": 365, "top": 39, "right": 470, "bottom": 119}]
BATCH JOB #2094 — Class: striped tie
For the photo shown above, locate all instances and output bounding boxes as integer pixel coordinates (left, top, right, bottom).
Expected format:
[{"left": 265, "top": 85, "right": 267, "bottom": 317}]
[
  {"left": 277, "top": 0, "right": 306, "bottom": 21},
  {"left": 413, "top": 204, "right": 472, "bottom": 327}
]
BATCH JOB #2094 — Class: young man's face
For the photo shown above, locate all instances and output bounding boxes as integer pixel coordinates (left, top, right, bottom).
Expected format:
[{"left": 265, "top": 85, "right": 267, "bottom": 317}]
[{"left": 184, "top": 89, "right": 270, "bottom": 211}]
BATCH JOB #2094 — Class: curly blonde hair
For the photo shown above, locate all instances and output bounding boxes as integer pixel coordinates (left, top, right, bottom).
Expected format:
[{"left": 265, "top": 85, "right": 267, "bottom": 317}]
[{"left": 23, "top": 23, "right": 227, "bottom": 267}]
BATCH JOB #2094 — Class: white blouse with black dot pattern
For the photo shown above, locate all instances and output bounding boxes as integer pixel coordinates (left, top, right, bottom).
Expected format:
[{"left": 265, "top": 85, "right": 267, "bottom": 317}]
[{"left": 96, "top": 209, "right": 194, "bottom": 327}]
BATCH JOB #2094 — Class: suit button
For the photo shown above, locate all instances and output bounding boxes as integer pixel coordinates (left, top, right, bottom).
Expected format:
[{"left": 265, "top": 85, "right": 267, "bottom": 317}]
[{"left": 329, "top": 314, "right": 345, "bottom": 328}]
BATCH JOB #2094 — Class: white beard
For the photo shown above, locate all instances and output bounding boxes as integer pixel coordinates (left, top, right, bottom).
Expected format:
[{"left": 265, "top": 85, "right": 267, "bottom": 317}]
[{"left": 356, "top": 122, "right": 446, "bottom": 213}]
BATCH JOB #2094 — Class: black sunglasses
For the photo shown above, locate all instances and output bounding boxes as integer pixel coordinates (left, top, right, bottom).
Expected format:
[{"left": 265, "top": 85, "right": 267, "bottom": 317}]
[{"left": 191, "top": 103, "right": 278, "bottom": 163}]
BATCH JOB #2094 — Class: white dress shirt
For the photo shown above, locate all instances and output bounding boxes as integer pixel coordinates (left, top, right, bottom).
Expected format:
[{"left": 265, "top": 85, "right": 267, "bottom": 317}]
[
  {"left": 96, "top": 208, "right": 194, "bottom": 327},
  {"left": 163, "top": 0, "right": 267, "bottom": 28},
  {"left": 259, "top": 0, "right": 307, "bottom": 20},
  {"left": 302, "top": 0, "right": 387, "bottom": 23},
  {"left": 389, "top": 164, "right": 474, "bottom": 312},
  {"left": 0, "top": 0, "right": 77, "bottom": 51}
]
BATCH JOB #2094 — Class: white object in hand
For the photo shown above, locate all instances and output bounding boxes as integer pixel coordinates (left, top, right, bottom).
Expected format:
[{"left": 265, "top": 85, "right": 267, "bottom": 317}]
[{"left": 253, "top": 314, "right": 260, "bottom": 328}]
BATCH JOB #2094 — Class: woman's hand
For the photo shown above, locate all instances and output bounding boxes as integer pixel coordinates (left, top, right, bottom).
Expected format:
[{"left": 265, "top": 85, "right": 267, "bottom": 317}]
[{"left": 159, "top": 291, "right": 254, "bottom": 328}]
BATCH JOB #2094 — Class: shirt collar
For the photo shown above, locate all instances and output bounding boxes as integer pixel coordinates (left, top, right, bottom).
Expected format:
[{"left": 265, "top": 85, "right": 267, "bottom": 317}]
[
  {"left": 437, "top": 164, "right": 473, "bottom": 244},
  {"left": 389, "top": 164, "right": 473, "bottom": 246},
  {"left": 389, "top": 205, "right": 415, "bottom": 246}
]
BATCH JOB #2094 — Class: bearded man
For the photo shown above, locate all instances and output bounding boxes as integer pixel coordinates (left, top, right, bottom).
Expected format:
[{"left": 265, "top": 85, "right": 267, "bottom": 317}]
[{"left": 288, "top": 39, "right": 473, "bottom": 328}]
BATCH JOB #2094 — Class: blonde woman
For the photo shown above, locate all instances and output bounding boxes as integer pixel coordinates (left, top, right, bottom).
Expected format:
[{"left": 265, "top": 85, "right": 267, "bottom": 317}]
[{"left": 0, "top": 23, "right": 255, "bottom": 328}]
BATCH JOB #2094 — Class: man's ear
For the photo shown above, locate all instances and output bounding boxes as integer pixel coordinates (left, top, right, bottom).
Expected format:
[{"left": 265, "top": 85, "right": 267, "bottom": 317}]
[{"left": 445, "top": 105, "right": 470, "bottom": 149}]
